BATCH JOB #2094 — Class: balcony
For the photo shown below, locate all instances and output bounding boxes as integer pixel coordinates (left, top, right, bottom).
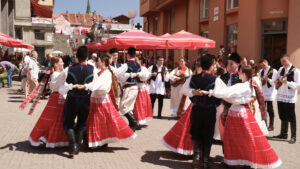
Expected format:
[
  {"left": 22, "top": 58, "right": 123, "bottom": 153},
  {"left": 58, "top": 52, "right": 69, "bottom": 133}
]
[
  {"left": 155, "top": 0, "right": 181, "bottom": 10},
  {"left": 140, "top": 0, "right": 157, "bottom": 16}
]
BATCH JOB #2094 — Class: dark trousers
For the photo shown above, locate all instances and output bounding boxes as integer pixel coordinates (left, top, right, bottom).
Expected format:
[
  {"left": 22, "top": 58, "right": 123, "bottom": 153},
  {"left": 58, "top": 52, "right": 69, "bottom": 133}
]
[
  {"left": 266, "top": 101, "right": 275, "bottom": 125},
  {"left": 63, "top": 94, "right": 91, "bottom": 132},
  {"left": 277, "top": 101, "right": 297, "bottom": 138},
  {"left": 190, "top": 105, "right": 216, "bottom": 159},
  {"left": 150, "top": 94, "right": 164, "bottom": 117}
]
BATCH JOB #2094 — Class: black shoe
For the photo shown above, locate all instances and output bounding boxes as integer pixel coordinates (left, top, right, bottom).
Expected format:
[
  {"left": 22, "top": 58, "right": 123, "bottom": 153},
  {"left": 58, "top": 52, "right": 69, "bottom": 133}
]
[
  {"left": 268, "top": 126, "right": 274, "bottom": 131},
  {"left": 75, "top": 129, "right": 86, "bottom": 154},
  {"left": 157, "top": 115, "right": 162, "bottom": 119},
  {"left": 273, "top": 134, "right": 288, "bottom": 139},
  {"left": 124, "top": 112, "right": 140, "bottom": 131},
  {"left": 289, "top": 137, "right": 296, "bottom": 144},
  {"left": 100, "top": 144, "right": 108, "bottom": 149},
  {"left": 66, "top": 129, "right": 79, "bottom": 155},
  {"left": 203, "top": 157, "right": 209, "bottom": 169}
]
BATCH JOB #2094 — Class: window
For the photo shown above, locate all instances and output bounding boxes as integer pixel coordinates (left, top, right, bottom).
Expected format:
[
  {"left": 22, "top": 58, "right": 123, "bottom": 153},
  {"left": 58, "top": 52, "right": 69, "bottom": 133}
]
[
  {"left": 227, "top": 0, "right": 238, "bottom": 10},
  {"left": 226, "top": 24, "right": 238, "bottom": 53},
  {"left": 171, "top": 9, "right": 175, "bottom": 33},
  {"left": 200, "top": 0, "right": 210, "bottom": 19},
  {"left": 15, "top": 27, "right": 23, "bottom": 40},
  {"left": 34, "top": 30, "right": 45, "bottom": 40},
  {"left": 144, "top": 21, "right": 149, "bottom": 33}
]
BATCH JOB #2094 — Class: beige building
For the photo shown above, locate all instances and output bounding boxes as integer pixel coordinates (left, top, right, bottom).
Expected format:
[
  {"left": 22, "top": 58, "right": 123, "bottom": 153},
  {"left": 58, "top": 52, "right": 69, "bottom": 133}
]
[{"left": 37, "top": 0, "right": 55, "bottom": 8}]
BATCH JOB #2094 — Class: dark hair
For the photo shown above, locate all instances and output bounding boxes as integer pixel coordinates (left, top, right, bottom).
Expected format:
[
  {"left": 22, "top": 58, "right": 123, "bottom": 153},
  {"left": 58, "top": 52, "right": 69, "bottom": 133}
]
[
  {"left": 280, "top": 54, "right": 290, "bottom": 59},
  {"left": 128, "top": 47, "right": 136, "bottom": 58},
  {"left": 241, "top": 66, "right": 253, "bottom": 80},
  {"left": 259, "top": 58, "right": 269, "bottom": 64},
  {"left": 251, "top": 64, "right": 259, "bottom": 75},
  {"left": 109, "top": 48, "right": 118, "bottom": 54},
  {"left": 96, "top": 55, "right": 110, "bottom": 67},
  {"left": 50, "top": 56, "right": 61, "bottom": 68},
  {"left": 76, "top": 46, "right": 89, "bottom": 62},
  {"left": 137, "top": 55, "right": 146, "bottom": 65},
  {"left": 200, "top": 54, "right": 215, "bottom": 70},
  {"left": 157, "top": 55, "right": 164, "bottom": 60},
  {"left": 179, "top": 57, "right": 187, "bottom": 62}
]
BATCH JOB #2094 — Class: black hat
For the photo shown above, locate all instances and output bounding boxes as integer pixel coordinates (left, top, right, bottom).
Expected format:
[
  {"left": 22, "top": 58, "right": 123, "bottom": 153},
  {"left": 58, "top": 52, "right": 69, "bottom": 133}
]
[
  {"left": 128, "top": 47, "right": 136, "bottom": 58},
  {"left": 228, "top": 52, "right": 241, "bottom": 64},
  {"left": 76, "top": 46, "right": 89, "bottom": 61},
  {"left": 109, "top": 48, "right": 118, "bottom": 54}
]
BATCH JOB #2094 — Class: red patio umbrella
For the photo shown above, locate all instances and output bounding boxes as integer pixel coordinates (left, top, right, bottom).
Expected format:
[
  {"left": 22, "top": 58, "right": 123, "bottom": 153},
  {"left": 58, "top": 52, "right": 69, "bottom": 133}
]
[
  {"left": 0, "top": 32, "right": 34, "bottom": 49},
  {"left": 85, "top": 41, "right": 110, "bottom": 52},
  {"left": 101, "top": 29, "right": 166, "bottom": 50}
]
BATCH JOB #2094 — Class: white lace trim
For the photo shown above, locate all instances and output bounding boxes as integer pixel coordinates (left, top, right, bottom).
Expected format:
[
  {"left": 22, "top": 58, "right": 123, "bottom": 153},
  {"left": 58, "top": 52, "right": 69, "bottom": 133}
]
[
  {"left": 88, "top": 133, "right": 137, "bottom": 148},
  {"left": 161, "top": 138, "right": 193, "bottom": 156},
  {"left": 224, "top": 158, "right": 282, "bottom": 169}
]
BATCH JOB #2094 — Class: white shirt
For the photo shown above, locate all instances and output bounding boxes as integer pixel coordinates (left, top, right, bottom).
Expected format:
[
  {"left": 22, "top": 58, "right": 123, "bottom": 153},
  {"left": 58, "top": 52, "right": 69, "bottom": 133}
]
[
  {"left": 87, "top": 59, "right": 96, "bottom": 68},
  {"left": 276, "top": 65, "right": 300, "bottom": 103},
  {"left": 258, "top": 66, "right": 278, "bottom": 101},
  {"left": 148, "top": 65, "right": 170, "bottom": 95},
  {"left": 27, "top": 58, "right": 39, "bottom": 80},
  {"left": 115, "top": 60, "right": 146, "bottom": 84}
]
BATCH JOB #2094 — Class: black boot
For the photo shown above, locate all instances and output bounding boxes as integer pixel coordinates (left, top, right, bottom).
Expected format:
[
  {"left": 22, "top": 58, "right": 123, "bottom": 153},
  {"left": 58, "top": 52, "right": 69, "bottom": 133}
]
[
  {"left": 192, "top": 140, "right": 202, "bottom": 169},
  {"left": 273, "top": 121, "right": 288, "bottom": 139},
  {"left": 75, "top": 129, "right": 86, "bottom": 154},
  {"left": 202, "top": 145, "right": 212, "bottom": 169},
  {"left": 289, "top": 122, "right": 297, "bottom": 144},
  {"left": 124, "top": 112, "right": 140, "bottom": 131},
  {"left": 268, "top": 117, "right": 274, "bottom": 131},
  {"left": 66, "top": 129, "right": 79, "bottom": 155},
  {"left": 203, "top": 157, "right": 210, "bottom": 169}
]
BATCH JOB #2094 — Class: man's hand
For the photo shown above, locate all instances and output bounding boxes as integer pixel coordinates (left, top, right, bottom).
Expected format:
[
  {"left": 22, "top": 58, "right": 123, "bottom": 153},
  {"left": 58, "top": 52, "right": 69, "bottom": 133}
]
[
  {"left": 152, "top": 72, "right": 158, "bottom": 77},
  {"left": 131, "top": 73, "right": 138, "bottom": 78},
  {"left": 279, "top": 76, "right": 287, "bottom": 84},
  {"left": 192, "top": 89, "right": 208, "bottom": 96},
  {"left": 77, "top": 85, "right": 86, "bottom": 90},
  {"left": 263, "top": 76, "right": 269, "bottom": 81}
]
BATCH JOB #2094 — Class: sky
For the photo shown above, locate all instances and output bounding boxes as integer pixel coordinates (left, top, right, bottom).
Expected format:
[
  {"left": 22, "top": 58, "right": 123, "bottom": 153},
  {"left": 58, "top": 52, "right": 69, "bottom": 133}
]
[{"left": 54, "top": 0, "right": 143, "bottom": 24}]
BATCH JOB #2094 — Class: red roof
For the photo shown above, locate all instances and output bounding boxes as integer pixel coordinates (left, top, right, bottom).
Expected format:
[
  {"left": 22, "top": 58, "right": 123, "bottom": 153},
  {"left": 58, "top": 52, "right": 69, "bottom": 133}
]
[
  {"left": 31, "top": 0, "right": 53, "bottom": 18},
  {"left": 54, "top": 12, "right": 103, "bottom": 27}
]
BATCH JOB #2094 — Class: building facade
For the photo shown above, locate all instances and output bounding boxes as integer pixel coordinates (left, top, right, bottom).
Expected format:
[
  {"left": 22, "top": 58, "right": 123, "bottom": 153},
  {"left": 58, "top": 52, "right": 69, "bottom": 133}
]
[{"left": 140, "top": 0, "right": 300, "bottom": 69}]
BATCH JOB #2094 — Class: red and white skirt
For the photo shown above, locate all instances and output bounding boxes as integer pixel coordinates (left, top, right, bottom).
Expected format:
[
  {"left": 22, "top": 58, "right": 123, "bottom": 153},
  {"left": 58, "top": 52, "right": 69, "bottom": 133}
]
[
  {"left": 132, "top": 87, "right": 153, "bottom": 125},
  {"left": 162, "top": 104, "right": 193, "bottom": 155},
  {"left": 223, "top": 105, "right": 282, "bottom": 168},
  {"left": 87, "top": 95, "right": 136, "bottom": 148},
  {"left": 29, "top": 93, "right": 69, "bottom": 148}
]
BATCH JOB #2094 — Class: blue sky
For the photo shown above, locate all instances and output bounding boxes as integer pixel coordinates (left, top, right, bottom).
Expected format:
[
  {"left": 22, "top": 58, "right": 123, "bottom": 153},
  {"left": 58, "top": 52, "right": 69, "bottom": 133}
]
[{"left": 54, "top": 0, "right": 143, "bottom": 24}]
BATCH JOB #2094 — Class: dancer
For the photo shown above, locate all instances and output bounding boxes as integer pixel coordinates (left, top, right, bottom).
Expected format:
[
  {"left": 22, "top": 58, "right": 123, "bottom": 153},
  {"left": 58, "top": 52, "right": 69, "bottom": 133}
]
[
  {"left": 83, "top": 55, "right": 136, "bottom": 148},
  {"left": 183, "top": 54, "right": 220, "bottom": 168},
  {"left": 116, "top": 47, "right": 142, "bottom": 131},
  {"left": 110, "top": 48, "right": 122, "bottom": 69},
  {"left": 169, "top": 57, "right": 192, "bottom": 117},
  {"left": 60, "top": 46, "right": 96, "bottom": 155},
  {"left": 204, "top": 66, "right": 282, "bottom": 168},
  {"left": 148, "top": 56, "right": 170, "bottom": 118},
  {"left": 29, "top": 56, "right": 69, "bottom": 148},
  {"left": 162, "top": 59, "right": 202, "bottom": 156},
  {"left": 273, "top": 54, "right": 300, "bottom": 144},
  {"left": 132, "top": 56, "right": 153, "bottom": 125},
  {"left": 259, "top": 59, "right": 278, "bottom": 131}
]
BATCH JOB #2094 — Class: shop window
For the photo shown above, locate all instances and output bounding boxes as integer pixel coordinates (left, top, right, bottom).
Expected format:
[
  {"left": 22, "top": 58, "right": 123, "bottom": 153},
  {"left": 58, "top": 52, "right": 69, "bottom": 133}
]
[
  {"left": 34, "top": 30, "right": 45, "bottom": 40},
  {"left": 227, "top": 0, "right": 238, "bottom": 10},
  {"left": 15, "top": 27, "right": 23, "bottom": 40},
  {"left": 200, "top": 0, "right": 210, "bottom": 19},
  {"left": 226, "top": 24, "right": 238, "bottom": 53}
]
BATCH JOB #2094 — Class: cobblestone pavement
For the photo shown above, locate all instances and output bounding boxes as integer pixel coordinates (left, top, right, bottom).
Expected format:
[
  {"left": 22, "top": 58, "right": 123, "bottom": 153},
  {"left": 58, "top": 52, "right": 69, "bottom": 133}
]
[{"left": 0, "top": 82, "right": 299, "bottom": 169}]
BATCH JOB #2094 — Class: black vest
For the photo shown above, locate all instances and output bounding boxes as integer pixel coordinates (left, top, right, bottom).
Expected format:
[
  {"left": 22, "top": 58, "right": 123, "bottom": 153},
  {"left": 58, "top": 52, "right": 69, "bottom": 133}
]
[
  {"left": 279, "top": 65, "right": 295, "bottom": 82},
  {"left": 220, "top": 73, "right": 241, "bottom": 86},
  {"left": 126, "top": 61, "right": 141, "bottom": 83},
  {"left": 189, "top": 73, "right": 220, "bottom": 107},
  {"left": 260, "top": 68, "right": 273, "bottom": 88},
  {"left": 150, "top": 64, "right": 166, "bottom": 82}
]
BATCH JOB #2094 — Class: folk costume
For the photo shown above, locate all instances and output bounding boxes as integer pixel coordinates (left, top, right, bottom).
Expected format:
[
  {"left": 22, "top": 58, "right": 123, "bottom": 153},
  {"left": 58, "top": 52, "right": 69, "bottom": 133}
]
[
  {"left": 148, "top": 64, "right": 170, "bottom": 118},
  {"left": 169, "top": 66, "right": 192, "bottom": 116},
  {"left": 29, "top": 69, "right": 69, "bottom": 148},
  {"left": 209, "top": 78, "right": 282, "bottom": 168},
  {"left": 132, "top": 65, "right": 153, "bottom": 125},
  {"left": 259, "top": 66, "right": 278, "bottom": 131},
  {"left": 274, "top": 64, "right": 300, "bottom": 143},
  {"left": 60, "top": 59, "right": 95, "bottom": 154},
  {"left": 86, "top": 68, "right": 136, "bottom": 148}
]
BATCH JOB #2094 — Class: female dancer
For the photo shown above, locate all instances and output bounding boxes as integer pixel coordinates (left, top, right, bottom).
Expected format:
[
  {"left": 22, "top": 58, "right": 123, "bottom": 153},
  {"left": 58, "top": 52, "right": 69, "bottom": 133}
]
[
  {"left": 29, "top": 56, "right": 69, "bottom": 148},
  {"left": 85, "top": 55, "right": 136, "bottom": 148},
  {"left": 204, "top": 66, "right": 281, "bottom": 168},
  {"left": 132, "top": 56, "right": 153, "bottom": 125}
]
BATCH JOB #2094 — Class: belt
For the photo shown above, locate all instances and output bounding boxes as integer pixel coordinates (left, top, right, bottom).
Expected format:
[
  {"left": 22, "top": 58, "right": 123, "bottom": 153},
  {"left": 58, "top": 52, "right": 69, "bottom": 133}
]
[
  {"left": 68, "top": 90, "right": 91, "bottom": 95},
  {"left": 123, "top": 83, "right": 137, "bottom": 89},
  {"left": 194, "top": 103, "right": 218, "bottom": 107}
]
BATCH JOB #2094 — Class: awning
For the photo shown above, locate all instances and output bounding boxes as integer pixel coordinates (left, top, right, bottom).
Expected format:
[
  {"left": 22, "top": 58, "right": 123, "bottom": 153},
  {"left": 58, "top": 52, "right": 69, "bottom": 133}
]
[{"left": 31, "top": 0, "right": 52, "bottom": 18}]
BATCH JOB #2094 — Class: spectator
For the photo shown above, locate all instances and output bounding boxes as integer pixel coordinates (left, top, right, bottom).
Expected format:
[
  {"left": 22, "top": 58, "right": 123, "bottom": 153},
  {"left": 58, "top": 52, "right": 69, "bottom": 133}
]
[
  {"left": 44, "top": 54, "right": 52, "bottom": 69},
  {"left": 25, "top": 51, "right": 39, "bottom": 97},
  {"left": 0, "top": 60, "right": 19, "bottom": 88},
  {"left": 87, "top": 53, "right": 97, "bottom": 68}
]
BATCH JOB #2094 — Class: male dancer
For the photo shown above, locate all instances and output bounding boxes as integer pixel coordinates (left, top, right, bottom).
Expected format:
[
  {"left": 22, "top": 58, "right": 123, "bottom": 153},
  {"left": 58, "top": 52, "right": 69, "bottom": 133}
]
[
  {"left": 60, "top": 46, "right": 95, "bottom": 155},
  {"left": 109, "top": 48, "right": 122, "bottom": 69},
  {"left": 273, "top": 54, "right": 300, "bottom": 144},
  {"left": 185, "top": 54, "right": 220, "bottom": 169},
  {"left": 259, "top": 59, "right": 278, "bottom": 131},
  {"left": 148, "top": 56, "right": 170, "bottom": 118},
  {"left": 116, "top": 47, "right": 142, "bottom": 131}
]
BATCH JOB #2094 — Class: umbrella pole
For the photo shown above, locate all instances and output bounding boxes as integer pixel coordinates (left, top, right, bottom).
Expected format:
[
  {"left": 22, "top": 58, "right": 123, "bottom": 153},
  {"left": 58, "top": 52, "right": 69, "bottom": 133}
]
[
  {"left": 166, "top": 49, "right": 169, "bottom": 62},
  {"left": 181, "top": 48, "right": 184, "bottom": 57}
]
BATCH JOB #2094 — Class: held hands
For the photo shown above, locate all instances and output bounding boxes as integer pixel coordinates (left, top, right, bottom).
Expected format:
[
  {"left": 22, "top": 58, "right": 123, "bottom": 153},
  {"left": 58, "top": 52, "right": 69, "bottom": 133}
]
[
  {"left": 192, "top": 89, "right": 209, "bottom": 96},
  {"left": 72, "top": 84, "right": 86, "bottom": 90}
]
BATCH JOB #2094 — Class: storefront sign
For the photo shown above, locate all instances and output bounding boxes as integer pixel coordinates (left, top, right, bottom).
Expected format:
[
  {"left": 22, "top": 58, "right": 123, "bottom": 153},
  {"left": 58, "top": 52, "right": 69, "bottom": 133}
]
[
  {"left": 213, "top": 16, "right": 219, "bottom": 22},
  {"left": 32, "top": 17, "right": 53, "bottom": 24},
  {"left": 214, "top": 7, "right": 219, "bottom": 15},
  {"left": 269, "top": 10, "right": 284, "bottom": 14}
]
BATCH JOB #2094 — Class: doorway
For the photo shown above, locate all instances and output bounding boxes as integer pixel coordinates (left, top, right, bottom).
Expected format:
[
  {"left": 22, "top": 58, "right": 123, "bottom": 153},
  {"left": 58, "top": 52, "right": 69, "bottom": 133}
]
[
  {"left": 261, "top": 19, "right": 287, "bottom": 69},
  {"left": 35, "top": 47, "right": 45, "bottom": 65}
]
